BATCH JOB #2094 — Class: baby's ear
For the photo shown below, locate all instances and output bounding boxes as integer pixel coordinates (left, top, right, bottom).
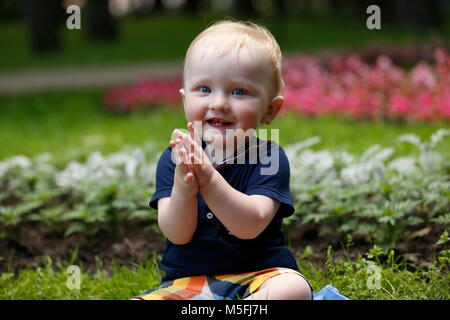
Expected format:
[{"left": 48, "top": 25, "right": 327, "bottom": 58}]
[
  {"left": 261, "top": 96, "right": 284, "bottom": 125},
  {"left": 179, "top": 88, "right": 186, "bottom": 104}
]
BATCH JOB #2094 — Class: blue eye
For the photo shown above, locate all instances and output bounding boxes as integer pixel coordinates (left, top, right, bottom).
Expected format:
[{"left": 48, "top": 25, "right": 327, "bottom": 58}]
[
  {"left": 232, "top": 89, "right": 246, "bottom": 96},
  {"left": 199, "top": 87, "right": 211, "bottom": 94}
]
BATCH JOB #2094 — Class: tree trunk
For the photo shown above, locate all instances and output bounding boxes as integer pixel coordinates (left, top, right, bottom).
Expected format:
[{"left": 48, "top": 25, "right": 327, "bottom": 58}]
[
  {"left": 274, "top": 0, "right": 287, "bottom": 17},
  {"left": 184, "top": 0, "right": 200, "bottom": 15},
  {"left": 22, "top": 0, "right": 63, "bottom": 54},
  {"left": 271, "top": 0, "right": 287, "bottom": 44},
  {"left": 381, "top": 0, "right": 442, "bottom": 30},
  {"left": 85, "top": 0, "right": 118, "bottom": 41},
  {"left": 233, "top": 0, "right": 257, "bottom": 18},
  {"left": 152, "top": 0, "right": 165, "bottom": 13}
]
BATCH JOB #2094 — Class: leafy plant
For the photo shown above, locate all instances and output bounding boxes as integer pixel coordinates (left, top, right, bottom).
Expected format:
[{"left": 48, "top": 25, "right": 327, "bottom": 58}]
[
  {"left": 285, "top": 129, "right": 450, "bottom": 249},
  {"left": 0, "top": 130, "right": 448, "bottom": 251}
]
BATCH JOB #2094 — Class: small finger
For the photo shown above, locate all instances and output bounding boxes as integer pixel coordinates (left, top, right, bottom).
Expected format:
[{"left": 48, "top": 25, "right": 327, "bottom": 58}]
[
  {"left": 190, "top": 153, "right": 196, "bottom": 165},
  {"left": 188, "top": 122, "right": 196, "bottom": 141},
  {"left": 182, "top": 146, "right": 192, "bottom": 165},
  {"left": 178, "top": 148, "right": 184, "bottom": 162},
  {"left": 189, "top": 122, "right": 202, "bottom": 143},
  {"left": 176, "top": 147, "right": 184, "bottom": 165},
  {"left": 173, "top": 149, "right": 182, "bottom": 165},
  {"left": 190, "top": 150, "right": 203, "bottom": 166},
  {"left": 183, "top": 131, "right": 194, "bottom": 153},
  {"left": 184, "top": 172, "right": 194, "bottom": 184},
  {"left": 172, "top": 128, "right": 190, "bottom": 142}
]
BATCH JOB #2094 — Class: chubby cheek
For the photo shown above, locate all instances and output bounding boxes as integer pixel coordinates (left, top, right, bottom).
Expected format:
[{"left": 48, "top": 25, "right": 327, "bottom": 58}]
[
  {"left": 183, "top": 97, "right": 207, "bottom": 123},
  {"left": 235, "top": 103, "right": 262, "bottom": 129}
]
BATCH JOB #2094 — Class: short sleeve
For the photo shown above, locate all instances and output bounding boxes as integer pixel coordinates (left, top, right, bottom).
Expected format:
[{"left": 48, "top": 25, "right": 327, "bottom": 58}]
[
  {"left": 149, "top": 147, "right": 176, "bottom": 209},
  {"left": 244, "top": 141, "right": 295, "bottom": 218}
]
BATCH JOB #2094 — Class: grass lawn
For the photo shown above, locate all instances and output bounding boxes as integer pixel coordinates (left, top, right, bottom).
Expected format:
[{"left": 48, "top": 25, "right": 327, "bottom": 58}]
[
  {"left": 1, "top": 248, "right": 448, "bottom": 300},
  {"left": 1, "top": 90, "right": 449, "bottom": 165},
  {"left": 0, "top": 13, "right": 449, "bottom": 71}
]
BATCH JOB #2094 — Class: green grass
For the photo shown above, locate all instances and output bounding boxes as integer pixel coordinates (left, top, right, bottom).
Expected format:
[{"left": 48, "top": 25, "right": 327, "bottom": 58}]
[
  {"left": 0, "top": 255, "right": 162, "bottom": 300},
  {"left": 0, "top": 13, "right": 448, "bottom": 71},
  {"left": 0, "top": 91, "right": 188, "bottom": 165},
  {"left": 1, "top": 247, "right": 448, "bottom": 300},
  {"left": 1, "top": 90, "right": 449, "bottom": 165},
  {"left": 300, "top": 256, "right": 450, "bottom": 300}
]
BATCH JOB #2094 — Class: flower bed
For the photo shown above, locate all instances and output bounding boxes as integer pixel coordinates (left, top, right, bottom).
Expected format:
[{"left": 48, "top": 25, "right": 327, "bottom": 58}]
[
  {"left": 103, "top": 48, "right": 450, "bottom": 122},
  {"left": 1, "top": 130, "right": 448, "bottom": 253},
  {"left": 282, "top": 49, "right": 450, "bottom": 121}
]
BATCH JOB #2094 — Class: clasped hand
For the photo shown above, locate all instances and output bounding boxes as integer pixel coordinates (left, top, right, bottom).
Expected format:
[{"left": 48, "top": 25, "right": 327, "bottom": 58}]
[{"left": 170, "top": 122, "right": 214, "bottom": 196}]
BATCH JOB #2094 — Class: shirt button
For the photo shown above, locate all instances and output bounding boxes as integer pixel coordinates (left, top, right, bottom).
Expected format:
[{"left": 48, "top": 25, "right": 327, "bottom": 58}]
[{"left": 206, "top": 212, "right": 214, "bottom": 220}]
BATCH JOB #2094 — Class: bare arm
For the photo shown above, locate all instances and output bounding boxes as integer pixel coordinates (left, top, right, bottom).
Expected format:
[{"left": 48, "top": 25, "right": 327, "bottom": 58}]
[
  {"left": 157, "top": 185, "right": 198, "bottom": 245},
  {"left": 157, "top": 132, "right": 199, "bottom": 245},
  {"left": 199, "top": 170, "right": 280, "bottom": 239}
]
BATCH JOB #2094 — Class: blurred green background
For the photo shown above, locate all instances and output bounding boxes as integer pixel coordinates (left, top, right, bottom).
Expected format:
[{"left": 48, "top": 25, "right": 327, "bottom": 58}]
[
  {"left": 0, "top": 0, "right": 449, "bottom": 162},
  {"left": 1, "top": 0, "right": 449, "bottom": 70}
]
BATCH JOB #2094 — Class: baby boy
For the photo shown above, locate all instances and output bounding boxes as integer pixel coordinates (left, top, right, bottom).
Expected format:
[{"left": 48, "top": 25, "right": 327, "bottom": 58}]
[{"left": 134, "top": 20, "right": 313, "bottom": 300}]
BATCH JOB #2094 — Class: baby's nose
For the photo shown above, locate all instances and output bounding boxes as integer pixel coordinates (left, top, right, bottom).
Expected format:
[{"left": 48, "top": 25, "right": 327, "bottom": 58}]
[{"left": 209, "top": 94, "right": 230, "bottom": 112}]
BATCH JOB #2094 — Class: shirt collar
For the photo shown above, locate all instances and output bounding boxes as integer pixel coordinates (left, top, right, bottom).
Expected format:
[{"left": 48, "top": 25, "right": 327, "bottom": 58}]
[{"left": 202, "top": 135, "right": 265, "bottom": 169}]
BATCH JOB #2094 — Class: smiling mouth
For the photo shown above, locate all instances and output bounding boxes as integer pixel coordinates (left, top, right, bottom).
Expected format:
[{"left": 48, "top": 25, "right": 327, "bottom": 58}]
[{"left": 206, "top": 118, "right": 234, "bottom": 127}]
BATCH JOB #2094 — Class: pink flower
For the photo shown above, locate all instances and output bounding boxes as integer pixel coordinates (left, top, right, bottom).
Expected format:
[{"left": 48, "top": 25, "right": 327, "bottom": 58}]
[
  {"left": 390, "top": 93, "right": 412, "bottom": 117},
  {"left": 415, "top": 92, "right": 436, "bottom": 121},
  {"left": 436, "top": 91, "right": 450, "bottom": 119},
  {"left": 411, "top": 62, "right": 436, "bottom": 89}
]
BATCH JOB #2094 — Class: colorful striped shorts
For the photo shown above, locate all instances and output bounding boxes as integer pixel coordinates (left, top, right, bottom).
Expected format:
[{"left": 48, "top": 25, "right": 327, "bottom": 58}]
[{"left": 132, "top": 267, "right": 313, "bottom": 300}]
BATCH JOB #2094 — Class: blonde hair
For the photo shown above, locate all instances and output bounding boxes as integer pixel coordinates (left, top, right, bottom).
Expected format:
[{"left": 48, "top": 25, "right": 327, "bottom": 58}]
[{"left": 183, "top": 20, "right": 285, "bottom": 98}]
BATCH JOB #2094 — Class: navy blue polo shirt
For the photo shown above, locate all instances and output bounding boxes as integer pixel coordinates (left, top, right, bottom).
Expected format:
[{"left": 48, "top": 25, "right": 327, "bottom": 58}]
[{"left": 149, "top": 137, "right": 298, "bottom": 282}]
